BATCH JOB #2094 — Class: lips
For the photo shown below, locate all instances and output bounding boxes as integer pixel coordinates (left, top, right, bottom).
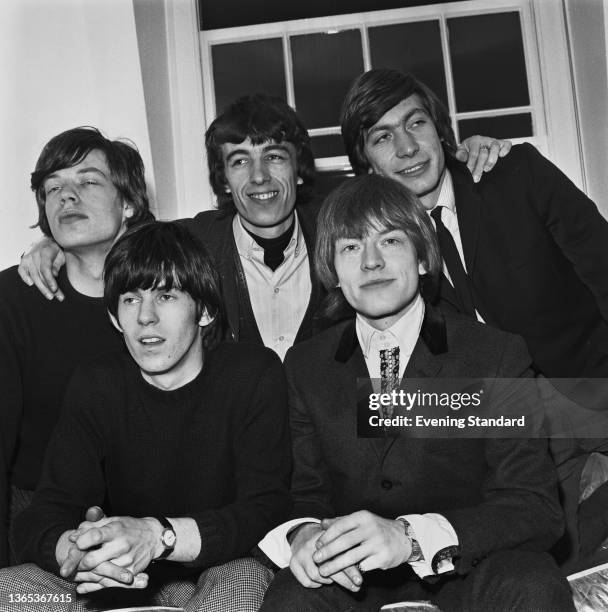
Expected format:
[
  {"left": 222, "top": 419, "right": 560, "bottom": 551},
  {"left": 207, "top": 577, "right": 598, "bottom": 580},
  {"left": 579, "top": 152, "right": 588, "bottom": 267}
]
[
  {"left": 361, "top": 278, "right": 394, "bottom": 288},
  {"left": 396, "top": 161, "right": 428, "bottom": 177},
  {"left": 58, "top": 210, "right": 88, "bottom": 222},
  {"left": 248, "top": 191, "right": 279, "bottom": 201},
  {"left": 139, "top": 336, "right": 165, "bottom": 346}
]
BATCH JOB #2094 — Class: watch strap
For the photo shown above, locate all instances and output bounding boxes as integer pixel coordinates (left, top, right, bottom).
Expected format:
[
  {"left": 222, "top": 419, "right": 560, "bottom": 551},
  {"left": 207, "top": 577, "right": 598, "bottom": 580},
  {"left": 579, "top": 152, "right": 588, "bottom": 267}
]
[
  {"left": 396, "top": 518, "right": 423, "bottom": 562},
  {"left": 155, "top": 516, "right": 176, "bottom": 560}
]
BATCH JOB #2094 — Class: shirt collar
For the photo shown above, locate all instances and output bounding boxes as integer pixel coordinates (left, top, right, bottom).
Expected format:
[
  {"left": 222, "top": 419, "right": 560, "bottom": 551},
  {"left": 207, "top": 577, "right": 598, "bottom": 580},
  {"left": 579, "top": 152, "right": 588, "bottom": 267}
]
[
  {"left": 233, "top": 211, "right": 302, "bottom": 260},
  {"left": 433, "top": 169, "right": 456, "bottom": 213},
  {"left": 356, "top": 293, "right": 425, "bottom": 359}
]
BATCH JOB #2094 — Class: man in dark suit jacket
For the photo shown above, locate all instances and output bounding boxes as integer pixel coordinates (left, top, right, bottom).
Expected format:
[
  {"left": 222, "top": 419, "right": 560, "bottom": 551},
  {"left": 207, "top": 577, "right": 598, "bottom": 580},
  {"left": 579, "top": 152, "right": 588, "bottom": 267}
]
[
  {"left": 340, "top": 69, "right": 608, "bottom": 564},
  {"left": 259, "top": 175, "right": 573, "bottom": 611}
]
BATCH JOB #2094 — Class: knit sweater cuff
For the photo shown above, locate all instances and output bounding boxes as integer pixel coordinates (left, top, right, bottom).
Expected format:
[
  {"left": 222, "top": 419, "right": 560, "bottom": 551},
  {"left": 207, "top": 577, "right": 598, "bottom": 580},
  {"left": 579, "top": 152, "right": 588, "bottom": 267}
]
[{"left": 192, "top": 510, "right": 223, "bottom": 567}]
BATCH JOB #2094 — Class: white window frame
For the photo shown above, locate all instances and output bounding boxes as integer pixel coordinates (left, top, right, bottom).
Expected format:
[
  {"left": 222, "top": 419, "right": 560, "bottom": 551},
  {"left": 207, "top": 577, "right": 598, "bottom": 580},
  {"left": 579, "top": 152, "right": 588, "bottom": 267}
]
[{"left": 189, "top": 0, "right": 583, "bottom": 209}]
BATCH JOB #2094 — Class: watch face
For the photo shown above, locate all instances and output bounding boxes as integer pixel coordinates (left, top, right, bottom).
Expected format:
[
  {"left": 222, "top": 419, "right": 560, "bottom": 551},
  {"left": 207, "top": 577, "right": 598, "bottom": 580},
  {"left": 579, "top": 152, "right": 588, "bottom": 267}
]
[{"left": 162, "top": 528, "right": 176, "bottom": 548}]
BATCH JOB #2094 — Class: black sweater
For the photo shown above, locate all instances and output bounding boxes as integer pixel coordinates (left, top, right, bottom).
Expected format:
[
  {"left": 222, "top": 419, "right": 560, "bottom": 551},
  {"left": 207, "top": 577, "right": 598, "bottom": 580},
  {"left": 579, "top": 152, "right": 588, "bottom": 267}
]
[
  {"left": 0, "top": 266, "right": 124, "bottom": 567},
  {"left": 11, "top": 342, "right": 291, "bottom": 575}
]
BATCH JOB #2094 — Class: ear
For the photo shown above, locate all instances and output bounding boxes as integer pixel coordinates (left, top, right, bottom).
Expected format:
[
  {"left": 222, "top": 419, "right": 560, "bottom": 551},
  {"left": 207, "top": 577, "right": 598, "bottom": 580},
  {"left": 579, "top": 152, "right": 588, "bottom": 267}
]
[
  {"left": 224, "top": 186, "right": 231, "bottom": 194},
  {"left": 123, "top": 201, "right": 134, "bottom": 219},
  {"left": 297, "top": 177, "right": 304, "bottom": 185},
  {"left": 418, "top": 260, "right": 428, "bottom": 275},
  {"left": 198, "top": 308, "right": 215, "bottom": 327},
  {"left": 108, "top": 311, "right": 123, "bottom": 333},
  {"left": 367, "top": 166, "right": 373, "bottom": 174}
]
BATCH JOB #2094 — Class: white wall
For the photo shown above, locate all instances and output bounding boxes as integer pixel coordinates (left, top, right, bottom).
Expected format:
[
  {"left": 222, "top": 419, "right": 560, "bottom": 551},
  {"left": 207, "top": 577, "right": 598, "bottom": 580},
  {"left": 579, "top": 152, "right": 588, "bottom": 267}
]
[
  {"left": 565, "top": 0, "right": 608, "bottom": 215},
  {"left": 0, "top": 0, "right": 155, "bottom": 271}
]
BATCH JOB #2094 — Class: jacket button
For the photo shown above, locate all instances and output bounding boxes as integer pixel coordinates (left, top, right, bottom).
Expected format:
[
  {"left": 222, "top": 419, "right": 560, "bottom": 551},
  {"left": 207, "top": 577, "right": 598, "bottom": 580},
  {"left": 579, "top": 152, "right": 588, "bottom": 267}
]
[{"left": 381, "top": 479, "right": 393, "bottom": 490}]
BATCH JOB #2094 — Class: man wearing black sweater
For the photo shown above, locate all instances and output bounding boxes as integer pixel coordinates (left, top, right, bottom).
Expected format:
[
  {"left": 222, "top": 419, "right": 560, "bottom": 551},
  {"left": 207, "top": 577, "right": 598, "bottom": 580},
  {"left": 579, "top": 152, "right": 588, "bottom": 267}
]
[{"left": 1, "top": 222, "right": 291, "bottom": 611}]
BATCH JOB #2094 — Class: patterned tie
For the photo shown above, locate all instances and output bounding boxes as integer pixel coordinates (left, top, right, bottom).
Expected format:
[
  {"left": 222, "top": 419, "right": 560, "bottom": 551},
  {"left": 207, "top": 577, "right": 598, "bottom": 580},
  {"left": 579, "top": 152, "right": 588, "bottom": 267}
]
[
  {"left": 380, "top": 346, "right": 400, "bottom": 418},
  {"left": 430, "top": 206, "right": 476, "bottom": 316}
]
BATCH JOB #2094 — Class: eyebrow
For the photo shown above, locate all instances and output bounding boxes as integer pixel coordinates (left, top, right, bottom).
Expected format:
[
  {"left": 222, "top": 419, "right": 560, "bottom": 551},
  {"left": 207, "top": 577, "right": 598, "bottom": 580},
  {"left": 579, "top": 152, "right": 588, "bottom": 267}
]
[
  {"left": 224, "top": 143, "right": 291, "bottom": 164},
  {"left": 44, "top": 167, "right": 108, "bottom": 182},
  {"left": 367, "top": 107, "right": 428, "bottom": 137}
]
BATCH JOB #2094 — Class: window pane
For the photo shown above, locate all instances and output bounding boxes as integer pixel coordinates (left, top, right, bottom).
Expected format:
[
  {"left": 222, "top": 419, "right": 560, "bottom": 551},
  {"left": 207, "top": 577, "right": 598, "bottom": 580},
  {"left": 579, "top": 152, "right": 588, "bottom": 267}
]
[
  {"left": 369, "top": 20, "right": 448, "bottom": 107},
  {"left": 212, "top": 39, "right": 286, "bottom": 113},
  {"left": 458, "top": 113, "right": 533, "bottom": 140},
  {"left": 291, "top": 30, "right": 364, "bottom": 129},
  {"left": 310, "top": 134, "right": 346, "bottom": 159},
  {"left": 448, "top": 12, "right": 529, "bottom": 112}
]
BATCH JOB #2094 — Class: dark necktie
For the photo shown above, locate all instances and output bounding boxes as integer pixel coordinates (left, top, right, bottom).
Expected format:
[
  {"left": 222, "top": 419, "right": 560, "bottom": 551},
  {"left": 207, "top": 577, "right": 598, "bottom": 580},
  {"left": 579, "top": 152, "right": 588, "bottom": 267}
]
[
  {"left": 380, "top": 346, "right": 400, "bottom": 418},
  {"left": 430, "top": 206, "right": 475, "bottom": 316}
]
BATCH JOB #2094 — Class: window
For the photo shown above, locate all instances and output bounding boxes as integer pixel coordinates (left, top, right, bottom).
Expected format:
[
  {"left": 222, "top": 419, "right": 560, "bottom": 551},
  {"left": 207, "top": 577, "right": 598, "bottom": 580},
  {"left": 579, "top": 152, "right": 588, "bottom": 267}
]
[{"left": 198, "top": 0, "right": 582, "bottom": 201}]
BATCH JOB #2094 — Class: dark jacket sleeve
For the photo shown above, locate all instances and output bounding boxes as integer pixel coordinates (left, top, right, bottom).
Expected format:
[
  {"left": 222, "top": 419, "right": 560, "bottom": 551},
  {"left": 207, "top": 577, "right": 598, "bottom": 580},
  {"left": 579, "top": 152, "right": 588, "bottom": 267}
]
[
  {"left": 443, "top": 333, "right": 564, "bottom": 574},
  {"left": 190, "top": 354, "right": 292, "bottom": 567},
  {"left": 522, "top": 143, "right": 608, "bottom": 323}
]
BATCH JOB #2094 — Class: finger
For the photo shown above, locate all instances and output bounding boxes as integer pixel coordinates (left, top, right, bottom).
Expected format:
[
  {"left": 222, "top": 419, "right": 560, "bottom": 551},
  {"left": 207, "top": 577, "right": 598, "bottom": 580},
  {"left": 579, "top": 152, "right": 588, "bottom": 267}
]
[
  {"left": 17, "top": 257, "right": 34, "bottom": 286},
  {"left": 483, "top": 141, "right": 501, "bottom": 172},
  {"left": 453, "top": 144, "right": 469, "bottom": 163},
  {"left": 75, "top": 561, "right": 134, "bottom": 585},
  {"left": 472, "top": 147, "right": 488, "bottom": 183},
  {"left": 29, "top": 265, "right": 56, "bottom": 301},
  {"left": 314, "top": 530, "right": 362, "bottom": 564},
  {"left": 318, "top": 547, "right": 369, "bottom": 578},
  {"left": 40, "top": 260, "right": 60, "bottom": 298},
  {"left": 85, "top": 506, "right": 105, "bottom": 522},
  {"left": 329, "top": 568, "right": 362, "bottom": 592},
  {"left": 289, "top": 559, "right": 325, "bottom": 589},
  {"left": 59, "top": 545, "right": 87, "bottom": 578},
  {"left": 75, "top": 572, "right": 148, "bottom": 594},
  {"left": 467, "top": 147, "right": 481, "bottom": 178},
  {"left": 342, "top": 564, "right": 363, "bottom": 587},
  {"left": 498, "top": 139, "right": 512, "bottom": 157},
  {"left": 317, "top": 516, "right": 359, "bottom": 548}
]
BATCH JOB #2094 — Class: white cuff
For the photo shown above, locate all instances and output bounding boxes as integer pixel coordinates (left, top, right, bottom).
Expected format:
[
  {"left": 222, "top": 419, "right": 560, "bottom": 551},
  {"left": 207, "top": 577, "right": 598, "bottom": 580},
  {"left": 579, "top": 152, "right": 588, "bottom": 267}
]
[
  {"left": 258, "top": 518, "right": 321, "bottom": 568},
  {"left": 398, "top": 513, "right": 458, "bottom": 578}
]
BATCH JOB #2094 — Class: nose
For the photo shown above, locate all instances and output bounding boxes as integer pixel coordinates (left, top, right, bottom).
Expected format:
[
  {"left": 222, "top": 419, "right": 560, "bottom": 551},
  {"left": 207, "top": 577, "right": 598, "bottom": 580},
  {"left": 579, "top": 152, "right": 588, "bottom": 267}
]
[
  {"left": 137, "top": 297, "right": 159, "bottom": 326},
  {"left": 59, "top": 183, "right": 79, "bottom": 204},
  {"left": 249, "top": 158, "right": 270, "bottom": 184},
  {"left": 395, "top": 130, "right": 419, "bottom": 158},
  {"left": 361, "top": 243, "right": 384, "bottom": 270}
]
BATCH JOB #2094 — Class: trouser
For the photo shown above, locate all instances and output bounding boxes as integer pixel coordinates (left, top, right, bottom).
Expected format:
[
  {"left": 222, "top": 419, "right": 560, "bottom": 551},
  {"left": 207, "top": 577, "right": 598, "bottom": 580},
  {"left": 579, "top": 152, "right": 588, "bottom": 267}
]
[
  {"left": 260, "top": 550, "right": 575, "bottom": 612},
  {"left": 0, "top": 557, "right": 273, "bottom": 612}
]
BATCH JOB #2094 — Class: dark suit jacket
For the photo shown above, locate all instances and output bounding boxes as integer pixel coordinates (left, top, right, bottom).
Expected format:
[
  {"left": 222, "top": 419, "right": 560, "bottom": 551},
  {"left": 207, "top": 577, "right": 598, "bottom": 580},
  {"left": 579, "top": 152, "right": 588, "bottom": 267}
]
[
  {"left": 183, "top": 202, "right": 324, "bottom": 346},
  {"left": 284, "top": 306, "right": 563, "bottom": 575},
  {"left": 444, "top": 144, "right": 608, "bottom": 379}
]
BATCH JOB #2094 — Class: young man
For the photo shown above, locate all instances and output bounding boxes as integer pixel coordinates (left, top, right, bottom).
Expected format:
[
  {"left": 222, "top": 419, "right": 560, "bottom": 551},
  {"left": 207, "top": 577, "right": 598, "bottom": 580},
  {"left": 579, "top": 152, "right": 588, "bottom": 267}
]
[
  {"left": 259, "top": 175, "right": 573, "bottom": 611},
  {"left": 340, "top": 68, "right": 608, "bottom": 563},
  {"left": 18, "top": 95, "right": 508, "bottom": 360},
  {"left": 0, "top": 127, "right": 153, "bottom": 567},
  {"left": 1, "top": 221, "right": 291, "bottom": 611}
]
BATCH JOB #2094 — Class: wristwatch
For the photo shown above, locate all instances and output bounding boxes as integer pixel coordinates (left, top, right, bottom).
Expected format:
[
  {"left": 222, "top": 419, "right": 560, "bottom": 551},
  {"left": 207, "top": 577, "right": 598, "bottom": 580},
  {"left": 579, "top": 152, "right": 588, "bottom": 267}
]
[
  {"left": 396, "top": 518, "right": 423, "bottom": 562},
  {"left": 154, "top": 516, "right": 176, "bottom": 560}
]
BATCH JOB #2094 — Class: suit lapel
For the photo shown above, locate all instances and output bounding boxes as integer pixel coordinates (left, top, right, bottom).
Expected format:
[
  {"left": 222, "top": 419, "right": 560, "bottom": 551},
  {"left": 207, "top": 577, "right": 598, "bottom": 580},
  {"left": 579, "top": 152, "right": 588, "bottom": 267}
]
[{"left": 333, "top": 307, "right": 448, "bottom": 465}]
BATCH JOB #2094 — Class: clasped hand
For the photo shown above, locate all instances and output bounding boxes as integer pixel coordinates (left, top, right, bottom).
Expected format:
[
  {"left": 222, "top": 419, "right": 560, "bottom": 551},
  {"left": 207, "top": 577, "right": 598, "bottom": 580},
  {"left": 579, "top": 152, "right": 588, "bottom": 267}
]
[
  {"left": 289, "top": 511, "right": 411, "bottom": 593},
  {"left": 59, "top": 507, "right": 161, "bottom": 594}
]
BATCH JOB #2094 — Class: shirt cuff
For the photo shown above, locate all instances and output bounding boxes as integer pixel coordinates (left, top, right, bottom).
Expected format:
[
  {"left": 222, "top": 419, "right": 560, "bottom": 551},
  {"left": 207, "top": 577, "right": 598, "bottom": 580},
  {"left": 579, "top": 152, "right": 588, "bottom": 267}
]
[
  {"left": 258, "top": 518, "right": 321, "bottom": 568},
  {"left": 398, "top": 513, "right": 459, "bottom": 578}
]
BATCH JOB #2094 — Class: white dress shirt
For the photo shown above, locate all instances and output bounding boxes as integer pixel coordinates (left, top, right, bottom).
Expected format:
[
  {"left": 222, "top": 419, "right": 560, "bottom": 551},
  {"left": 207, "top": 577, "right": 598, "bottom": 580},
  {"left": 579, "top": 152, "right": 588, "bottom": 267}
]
[
  {"left": 233, "top": 213, "right": 312, "bottom": 360},
  {"left": 429, "top": 172, "right": 484, "bottom": 323},
  {"left": 259, "top": 293, "right": 459, "bottom": 578}
]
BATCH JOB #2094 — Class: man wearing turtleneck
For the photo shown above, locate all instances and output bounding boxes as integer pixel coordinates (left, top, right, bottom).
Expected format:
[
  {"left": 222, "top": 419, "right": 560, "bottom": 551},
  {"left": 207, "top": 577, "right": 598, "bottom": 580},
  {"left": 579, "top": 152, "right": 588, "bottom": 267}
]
[{"left": 0, "top": 127, "right": 153, "bottom": 568}]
